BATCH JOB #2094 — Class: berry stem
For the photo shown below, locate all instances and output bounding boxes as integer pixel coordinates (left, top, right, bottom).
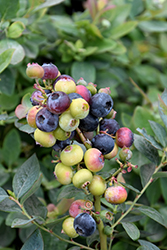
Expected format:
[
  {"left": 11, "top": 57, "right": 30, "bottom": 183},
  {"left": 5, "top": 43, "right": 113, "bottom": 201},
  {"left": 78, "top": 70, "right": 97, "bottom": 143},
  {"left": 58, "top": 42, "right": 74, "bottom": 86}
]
[
  {"left": 76, "top": 127, "right": 92, "bottom": 149},
  {"left": 94, "top": 195, "right": 108, "bottom": 250}
]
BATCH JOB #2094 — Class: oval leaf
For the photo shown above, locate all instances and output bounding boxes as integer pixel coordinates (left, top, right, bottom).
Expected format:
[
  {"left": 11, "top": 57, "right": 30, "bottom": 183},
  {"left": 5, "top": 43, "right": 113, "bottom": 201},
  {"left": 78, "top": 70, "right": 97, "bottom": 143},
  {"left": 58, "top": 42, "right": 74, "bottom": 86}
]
[
  {"left": 0, "top": 187, "right": 8, "bottom": 202},
  {"left": 12, "top": 217, "right": 38, "bottom": 228},
  {"left": 138, "top": 239, "right": 160, "bottom": 250},
  {"left": 21, "top": 229, "right": 44, "bottom": 250},
  {"left": 140, "top": 163, "right": 156, "bottom": 187},
  {"left": 134, "top": 134, "right": 160, "bottom": 165},
  {"left": 7, "top": 21, "right": 25, "bottom": 38},
  {"left": 149, "top": 120, "right": 167, "bottom": 148},
  {"left": 13, "top": 154, "right": 40, "bottom": 199},
  {"left": 121, "top": 222, "right": 140, "bottom": 241},
  {"left": 0, "top": 48, "right": 15, "bottom": 74},
  {"left": 137, "top": 206, "right": 166, "bottom": 227}
]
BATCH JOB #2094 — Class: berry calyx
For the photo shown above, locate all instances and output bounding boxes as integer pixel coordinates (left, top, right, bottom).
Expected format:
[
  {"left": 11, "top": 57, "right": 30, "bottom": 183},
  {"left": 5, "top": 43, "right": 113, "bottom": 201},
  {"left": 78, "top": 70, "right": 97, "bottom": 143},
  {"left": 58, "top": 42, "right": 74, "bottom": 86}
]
[{"left": 72, "top": 169, "right": 93, "bottom": 188}]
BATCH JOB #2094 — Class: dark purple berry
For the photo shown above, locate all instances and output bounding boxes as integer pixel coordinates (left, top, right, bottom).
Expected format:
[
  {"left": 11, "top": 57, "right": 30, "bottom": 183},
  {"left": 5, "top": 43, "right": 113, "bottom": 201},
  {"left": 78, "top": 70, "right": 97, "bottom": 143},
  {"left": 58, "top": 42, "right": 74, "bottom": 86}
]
[
  {"left": 90, "top": 93, "right": 113, "bottom": 117},
  {"left": 91, "top": 134, "right": 115, "bottom": 155},
  {"left": 35, "top": 107, "right": 59, "bottom": 132},
  {"left": 100, "top": 119, "right": 120, "bottom": 135},
  {"left": 79, "top": 113, "right": 99, "bottom": 132},
  {"left": 46, "top": 91, "right": 70, "bottom": 115},
  {"left": 68, "top": 92, "right": 83, "bottom": 102},
  {"left": 116, "top": 127, "right": 134, "bottom": 148},
  {"left": 74, "top": 213, "right": 96, "bottom": 237},
  {"left": 52, "top": 138, "right": 71, "bottom": 151},
  {"left": 42, "top": 63, "right": 59, "bottom": 79},
  {"left": 30, "top": 90, "right": 44, "bottom": 106}
]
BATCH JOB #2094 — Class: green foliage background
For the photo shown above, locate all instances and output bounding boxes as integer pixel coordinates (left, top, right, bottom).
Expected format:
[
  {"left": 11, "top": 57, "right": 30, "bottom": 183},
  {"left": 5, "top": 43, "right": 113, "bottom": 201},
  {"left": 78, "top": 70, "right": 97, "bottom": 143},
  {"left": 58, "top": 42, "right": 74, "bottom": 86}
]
[{"left": 1, "top": 0, "right": 167, "bottom": 249}]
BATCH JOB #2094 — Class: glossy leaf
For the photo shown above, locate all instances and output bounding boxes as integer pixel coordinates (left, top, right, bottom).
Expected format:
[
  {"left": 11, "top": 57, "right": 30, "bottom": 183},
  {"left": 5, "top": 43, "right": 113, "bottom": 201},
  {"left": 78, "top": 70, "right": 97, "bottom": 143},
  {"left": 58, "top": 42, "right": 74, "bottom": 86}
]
[
  {"left": 0, "top": 39, "right": 25, "bottom": 65},
  {"left": 0, "top": 0, "right": 19, "bottom": 20},
  {"left": 21, "top": 229, "right": 44, "bottom": 250},
  {"left": 0, "top": 48, "right": 15, "bottom": 74},
  {"left": 121, "top": 222, "right": 140, "bottom": 240},
  {"left": 13, "top": 154, "right": 40, "bottom": 199},
  {"left": 138, "top": 239, "right": 160, "bottom": 250},
  {"left": 137, "top": 206, "right": 166, "bottom": 227},
  {"left": 0, "top": 188, "right": 8, "bottom": 203},
  {"left": 57, "top": 185, "right": 84, "bottom": 201},
  {"left": 2, "top": 128, "right": 21, "bottom": 166},
  {"left": 0, "top": 68, "right": 16, "bottom": 96},
  {"left": 12, "top": 216, "right": 38, "bottom": 228},
  {"left": 158, "top": 90, "right": 167, "bottom": 128},
  {"left": 139, "top": 21, "right": 167, "bottom": 32},
  {"left": 20, "top": 174, "right": 43, "bottom": 204},
  {"left": 71, "top": 61, "right": 96, "bottom": 83},
  {"left": 140, "top": 163, "right": 156, "bottom": 187},
  {"left": 24, "top": 194, "right": 47, "bottom": 224},
  {"left": 137, "top": 128, "right": 163, "bottom": 151},
  {"left": 7, "top": 21, "right": 25, "bottom": 38},
  {"left": 149, "top": 120, "right": 167, "bottom": 148},
  {"left": 109, "top": 21, "right": 138, "bottom": 39},
  {"left": 134, "top": 134, "right": 160, "bottom": 165},
  {"left": 33, "top": 0, "right": 65, "bottom": 12}
]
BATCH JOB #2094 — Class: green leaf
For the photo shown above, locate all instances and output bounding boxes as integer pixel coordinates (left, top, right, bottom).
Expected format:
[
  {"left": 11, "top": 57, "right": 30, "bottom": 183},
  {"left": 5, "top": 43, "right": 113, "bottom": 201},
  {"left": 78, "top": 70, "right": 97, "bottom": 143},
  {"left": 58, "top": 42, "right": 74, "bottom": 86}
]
[
  {"left": 0, "top": 167, "right": 10, "bottom": 186},
  {"left": 149, "top": 120, "right": 167, "bottom": 148},
  {"left": 24, "top": 194, "right": 47, "bottom": 224},
  {"left": 0, "top": 48, "right": 15, "bottom": 74},
  {"left": 146, "top": 179, "right": 161, "bottom": 205},
  {"left": 109, "top": 21, "right": 138, "bottom": 39},
  {"left": 15, "top": 93, "right": 33, "bottom": 119},
  {"left": 20, "top": 174, "right": 43, "bottom": 204},
  {"left": 133, "top": 106, "right": 156, "bottom": 135},
  {"left": 11, "top": 216, "right": 38, "bottom": 228},
  {"left": 139, "top": 21, "right": 167, "bottom": 32},
  {"left": 134, "top": 134, "right": 160, "bottom": 165},
  {"left": 0, "top": 39, "right": 25, "bottom": 65},
  {"left": 0, "top": 197, "right": 21, "bottom": 212},
  {"left": 138, "top": 239, "right": 160, "bottom": 250},
  {"left": 137, "top": 128, "right": 163, "bottom": 151},
  {"left": 21, "top": 229, "right": 44, "bottom": 250},
  {"left": 137, "top": 206, "right": 166, "bottom": 227},
  {"left": 2, "top": 128, "right": 21, "bottom": 166},
  {"left": 7, "top": 21, "right": 25, "bottom": 38},
  {"left": 57, "top": 185, "right": 83, "bottom": 201},
  {"left": 0, "top": 188, "right": 8, "bottom": 203},
  {"left": 140, "top": 163, "right": 156, "bottom": 187},
  {"left": 144, "top": 219, "right": 167, "bottom": 242},
  {"left": 0, "top": 93, "right": 19, "bottom": 111},
  {"left": 0, "top": 221, "right": 16, "bottom": 248},
  {"left": 0, "top": 68, "right": 16, "bottom": 96},
  {"left": 0, "top": 0, "right": 19, "bottom": 20},
  {"left": 71, "top": 61, "right": 96, "bottom": 83},
  {"left": 121, "top": 222, "right": 140, "bottom": 240},
  {"left": 158, "top": 89, "right": 167, "bottom": 128},
  {"left": 153, "top": 172, "right": 167, "bottom": 178},
  {"left": 6, "top": 211, "right": 27, "bottom": 226},
  {"left": 33, "top": 0, "right": 65, "bottom": 12},
  {"left": 160, "top": 178, "right": 167, "bottom": 204},
  {"left": 120, "top": 182, "right": 140, "bottom": 194},
  {"left": 87, "top": 38, "right": 117, "bottom": 54},
  {"left": 13, "top": 154, "right": 40, "bottom": 199}
]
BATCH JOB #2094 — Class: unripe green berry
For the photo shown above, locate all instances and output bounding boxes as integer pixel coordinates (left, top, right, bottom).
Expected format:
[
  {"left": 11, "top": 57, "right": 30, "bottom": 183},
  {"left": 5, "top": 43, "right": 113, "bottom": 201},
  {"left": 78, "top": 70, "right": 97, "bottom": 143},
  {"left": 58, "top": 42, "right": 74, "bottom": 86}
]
[
  {"left": 53, "top": 126, "right": 71, "bottom": 141},
  {"left": 34, "top": 129, "right": 56, "bottom": 147},
  {"left": 54, "top": 163, "right": 73, "bottom": 185},
  {"left": 59, "top": 110, "right": 80, "bottom": 132},
  {"left": 62, "top": 217, "right": 78, "bottom": 238},
  {"left": 72, "top": 169, "right": 93, "bottom": 188},
  {"left": 60, "top": 144, "right": 84, "bottom": 166},
  {"left": 70, "top": 98, "right": 89, "bottom": 119},
  {"left": 119, "top": 147, "right": 132, "bottom": 161},
  {"left": 89, "top": 175, "right": 106, "bottom": 196}
]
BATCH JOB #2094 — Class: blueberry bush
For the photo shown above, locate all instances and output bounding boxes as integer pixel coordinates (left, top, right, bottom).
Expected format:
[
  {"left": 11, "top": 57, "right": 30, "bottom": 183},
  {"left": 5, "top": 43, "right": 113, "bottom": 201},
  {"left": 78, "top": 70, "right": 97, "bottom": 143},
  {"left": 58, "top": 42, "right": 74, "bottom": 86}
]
[{"left": 1, "top": 0, "right": 167, "bottom": 250}]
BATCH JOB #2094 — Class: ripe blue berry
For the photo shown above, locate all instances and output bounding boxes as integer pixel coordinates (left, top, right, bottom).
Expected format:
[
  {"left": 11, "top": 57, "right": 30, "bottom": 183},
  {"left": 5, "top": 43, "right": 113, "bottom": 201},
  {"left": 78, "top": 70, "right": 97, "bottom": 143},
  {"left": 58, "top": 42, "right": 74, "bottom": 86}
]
[
  {"left": 46, "top": 91, "right": 70, "bottom": 115},
  {"left": 79, "top": 113, "right": 99, "bottom": 132},
  {"left": 90, "top": 92, "right": 113, "bottom": 117},
  {"left": 74, "top": 213, "right": 96, "bottom": 237},
  {"left": 35, "top": 107, "right": 59, "bottom": 132},
  {"left": 91, "top": 134, "right": 115, "bottom": 155},
  {"left": 100, "top": 118, "right": 120, "bottom": 135}
]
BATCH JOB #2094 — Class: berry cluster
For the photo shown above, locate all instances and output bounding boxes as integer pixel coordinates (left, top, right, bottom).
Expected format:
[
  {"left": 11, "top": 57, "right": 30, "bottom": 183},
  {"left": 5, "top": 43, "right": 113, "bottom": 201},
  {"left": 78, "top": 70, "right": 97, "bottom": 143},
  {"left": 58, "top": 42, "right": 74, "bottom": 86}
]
[{"left": 15, "top": 62, "right": 134, "bottom": 239}]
